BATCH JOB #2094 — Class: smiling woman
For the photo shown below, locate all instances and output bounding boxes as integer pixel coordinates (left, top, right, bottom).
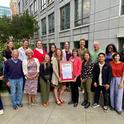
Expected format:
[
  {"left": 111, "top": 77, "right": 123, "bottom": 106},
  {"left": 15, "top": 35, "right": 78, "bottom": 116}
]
[{"left": 0, "top": 0, "right": 10, "bottom": 7}]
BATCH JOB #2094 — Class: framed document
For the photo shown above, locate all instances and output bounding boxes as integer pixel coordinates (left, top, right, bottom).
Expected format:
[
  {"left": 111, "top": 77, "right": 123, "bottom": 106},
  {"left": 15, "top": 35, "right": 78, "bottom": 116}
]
[{"left": 60, "top": 61, "right": 74, "bottom": 82}]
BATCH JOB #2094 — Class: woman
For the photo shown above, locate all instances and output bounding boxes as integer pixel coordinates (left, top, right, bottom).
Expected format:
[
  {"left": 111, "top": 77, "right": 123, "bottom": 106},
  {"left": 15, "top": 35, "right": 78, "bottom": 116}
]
[
  {"left": 3, "top": 40, "right": 14, "bottom": 93},
  {"left": 110, "top": 53, "right": 124, "bottom": 114},
  {"left": 51, "top": 48, "right": 65, "bottom": 105},
  {"left": 81, "top": 52, "right": 94, "bottom": 109},
  {"left": 39, "top": 54, "right": 52, "bottom": 107},
  {"left": 3, "top": 40, "right": 14, "bottom": 61},
  {"left": 68, "top": 49, "right": 82, "bottom": 107},
  {"left": 33, "top": 39, "right": 46, "bottom": 64},
  {"left": 23, "top": 49, "right": 40, "bottom": 106},
  {"left": 105, "top": 44, "right": 117, "bottom": 63},
  {"left": 48, "top": 44, "right": 56, "bottom": 61}
]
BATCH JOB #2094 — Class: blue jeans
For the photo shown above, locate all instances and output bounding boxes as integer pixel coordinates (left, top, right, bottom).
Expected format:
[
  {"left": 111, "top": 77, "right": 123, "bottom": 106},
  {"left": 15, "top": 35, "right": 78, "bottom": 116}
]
[
  {"left": 9, "top": 78, "right": 23, "bottom": 107},
  {"left": 0, "top": 96, "right": 3, "bottom": 110}
]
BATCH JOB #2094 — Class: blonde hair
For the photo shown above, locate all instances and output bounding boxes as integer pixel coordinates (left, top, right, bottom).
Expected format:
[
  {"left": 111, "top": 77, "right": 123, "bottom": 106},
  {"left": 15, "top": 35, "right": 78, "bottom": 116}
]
[{"left": 25, "top": 48, "right": 34, "bottom": 55}]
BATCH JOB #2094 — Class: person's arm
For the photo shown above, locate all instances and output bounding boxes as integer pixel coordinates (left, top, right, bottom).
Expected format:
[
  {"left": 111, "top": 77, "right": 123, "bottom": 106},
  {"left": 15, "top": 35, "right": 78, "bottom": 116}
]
[
  {"left": 51, "top": 59, "right": 59, "bottom": 79},
  {"left": 119, "top": 63, "right": 124, "bottom": 89},
  {"left": 39, "top": 64, "right": 47, "bottom": 82},
  {"left": 93, "top": 64, "right": 98, "bottom": 87},
  {"left": 4, "top": 61, "right": 9, "bottom": 81}
]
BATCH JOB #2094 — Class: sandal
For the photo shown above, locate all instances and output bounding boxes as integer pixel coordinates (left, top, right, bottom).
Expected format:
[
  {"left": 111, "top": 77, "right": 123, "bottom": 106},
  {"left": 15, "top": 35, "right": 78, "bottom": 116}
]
[
  {"left": 59, "top": 99, "right": 65, "bottom": 104},
  {"left": 56, "top": 99, "right": 61, "bottom": 105}
]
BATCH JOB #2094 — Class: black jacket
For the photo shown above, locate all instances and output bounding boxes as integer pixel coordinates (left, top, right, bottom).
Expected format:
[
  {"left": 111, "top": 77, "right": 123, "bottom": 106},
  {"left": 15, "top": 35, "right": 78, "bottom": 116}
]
[{"left": 93, "top": 62, "right": 112, "bottom": 85}]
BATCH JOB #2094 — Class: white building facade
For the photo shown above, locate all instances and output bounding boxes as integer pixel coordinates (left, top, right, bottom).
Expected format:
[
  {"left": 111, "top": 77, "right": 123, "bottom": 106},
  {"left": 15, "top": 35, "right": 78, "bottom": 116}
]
[{"left": 17, "top": 0, "right": 124, "bottom": 52}]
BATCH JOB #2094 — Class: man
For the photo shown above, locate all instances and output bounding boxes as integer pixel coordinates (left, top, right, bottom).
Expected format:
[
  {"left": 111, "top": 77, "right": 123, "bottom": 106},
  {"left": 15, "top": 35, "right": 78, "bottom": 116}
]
[
  {"left": 4, "top": 50, "right": 24, "bottom": 110},
  {"left": 18, "top": 39, "right": 29, "bottom": 61},
  {"left": 92, "top": 53, "right": 112, "bottom": 111},
  {"left": 78, "top": 39, "right": 88, "bottom": 61},
  {"left": 91, "top": 41, "right": 102, "bottom": 63}
]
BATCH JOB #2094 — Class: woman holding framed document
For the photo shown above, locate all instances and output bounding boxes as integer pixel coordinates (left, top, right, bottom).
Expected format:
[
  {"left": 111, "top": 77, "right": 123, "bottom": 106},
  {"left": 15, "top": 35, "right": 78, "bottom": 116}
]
[
  {"left": 51, "top": 48, "right": 65, "bottom": 105},
  {"left": 68, "top": 49, "right": 82, "bottom": 107}
]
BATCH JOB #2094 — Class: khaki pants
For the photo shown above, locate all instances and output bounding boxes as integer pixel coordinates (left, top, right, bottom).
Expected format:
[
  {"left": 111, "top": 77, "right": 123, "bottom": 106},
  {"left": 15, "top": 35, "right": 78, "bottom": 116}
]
[{"left": 82, "top": 78, "right": 94, "bottom": 104}]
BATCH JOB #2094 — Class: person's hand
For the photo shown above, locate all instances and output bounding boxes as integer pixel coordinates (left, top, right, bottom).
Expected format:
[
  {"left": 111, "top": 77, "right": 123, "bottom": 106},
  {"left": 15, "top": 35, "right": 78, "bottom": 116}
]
[
  {"left": 118, "top": 83, "right": 123, "bottom": 89},
  {"left": 94, "top": 82, "right": 97, "bottom": 87},
  {"left": 81, "top": 79, "right": 87, "bottom": 83},
  {"left": 0, "top": 76, "right": 4, "bottom": 80},
  {"left": 73, "top": 77, "right": 77, "bottom": 82},
  {"left": 104, "top": 84, "right": 109, "bottom": 90},
  {"left": 7, "top": 81, "right": 10, "bottom": 87}
]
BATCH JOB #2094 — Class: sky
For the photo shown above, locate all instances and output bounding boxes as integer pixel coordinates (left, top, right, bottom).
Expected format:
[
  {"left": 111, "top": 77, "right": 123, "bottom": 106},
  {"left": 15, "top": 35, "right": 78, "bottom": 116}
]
[{"left": 0, "top": 0, "right": 11, "bottom": 7}]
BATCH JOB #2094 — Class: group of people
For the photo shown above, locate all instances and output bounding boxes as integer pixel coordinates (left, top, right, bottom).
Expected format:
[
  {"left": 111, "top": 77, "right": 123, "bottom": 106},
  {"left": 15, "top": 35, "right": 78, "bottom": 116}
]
[{"left": 0, "top": 38, "right": 124, "bottom": 116}]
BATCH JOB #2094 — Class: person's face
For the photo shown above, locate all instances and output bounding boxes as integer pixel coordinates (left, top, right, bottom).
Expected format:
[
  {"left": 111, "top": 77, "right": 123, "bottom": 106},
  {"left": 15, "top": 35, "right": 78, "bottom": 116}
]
[
  {"left": 93, "top": 43, "right": 99, "bottom": 51},
  {"left": 44, "top": 55, "right": 50, "bottom": 62},
  {"left": 57, "top": 49, "right": 62, "bottom": 57},
  {"left": 73, "top": 51, "right": 78, "bottom": 57},
  {"left": 80, "top": 40, "right": 85, "bottom": 47},
  {"left": 51, "top": 45, "right": 56, "bottom": 52},
  {"left": 7, "top": 42, "right": 13, "bottom": 49},
  {"left": 114, "top": 54, "right": 120, "bottom": 62},
  {"left": 64, "top": 42, "right": 69, "bottom": 50},
  {"left": 84, "top": 53, "right": 90, "bottom": 61},
  {"left": 108, "top": 45, "right": 113, "bottom": 52},
  {"left": 36, "top": 41, "right": 42, "bottom": 49},
  {"left": 12, "top": 51, "right": 19, "bottom": 60},
  {"left": 27, "top": 51, "right": 33, "bottom": 59},
  {"left": 23, "top": 41, "right": 29, "bottom": 49},
  {"left": 122, "top": 44, "right": 124, "bottom": 50},
  {"left": 98, "top": 54, "right": 105, "bottom": 63}
]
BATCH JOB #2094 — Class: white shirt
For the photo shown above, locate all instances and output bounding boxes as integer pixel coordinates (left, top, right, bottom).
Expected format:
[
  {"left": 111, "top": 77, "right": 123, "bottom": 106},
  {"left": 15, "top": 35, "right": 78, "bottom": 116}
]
[
  {"left": 98, "top": 62, "right": 105, "bottom": 86},
  {"left": 18, "top": 47, "right": 27, "bottom": 61}
]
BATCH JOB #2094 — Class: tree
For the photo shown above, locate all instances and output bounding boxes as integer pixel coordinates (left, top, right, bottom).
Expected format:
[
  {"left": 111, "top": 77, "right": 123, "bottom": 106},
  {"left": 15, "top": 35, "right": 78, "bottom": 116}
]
[
  {"left": 10, "top": 11, "right": 39, "bottom": 40},
  {"left": 0, "top": 16, "right": 11, "bottom": 43}
]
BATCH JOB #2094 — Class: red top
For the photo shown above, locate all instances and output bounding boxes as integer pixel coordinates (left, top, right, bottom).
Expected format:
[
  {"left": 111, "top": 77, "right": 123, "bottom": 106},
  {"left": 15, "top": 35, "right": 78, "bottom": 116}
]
[
  {"left": 33, "top": 49, "right": 46, "bottom": 63},
  {"left": 70, "top": 56, "right": 82, "bottom": 77},
  {"left": 110, "top": 61, "right": 124, "bottom": 77}
]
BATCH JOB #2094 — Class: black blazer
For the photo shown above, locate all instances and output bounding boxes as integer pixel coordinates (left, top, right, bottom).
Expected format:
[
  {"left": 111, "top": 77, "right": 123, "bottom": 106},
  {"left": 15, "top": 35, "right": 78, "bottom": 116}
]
[{"left": 93, "top": 62, "right": 112, "bottom": 85}]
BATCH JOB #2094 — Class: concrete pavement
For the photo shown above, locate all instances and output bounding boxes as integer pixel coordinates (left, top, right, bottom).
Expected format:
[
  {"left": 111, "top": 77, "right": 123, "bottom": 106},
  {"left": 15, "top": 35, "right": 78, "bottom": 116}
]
[{"left": 0, "top": 92, "right": 124, "bottom": 124}]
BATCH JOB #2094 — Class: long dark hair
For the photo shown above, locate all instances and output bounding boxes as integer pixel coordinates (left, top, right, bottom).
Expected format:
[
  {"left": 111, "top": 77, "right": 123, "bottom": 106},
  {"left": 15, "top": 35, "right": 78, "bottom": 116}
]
[
  {"left": 6, "top": 40, "right": 14, "bottom": 51},
  {"left": 105, "top": 44, "right": 117, "bottom": 54},
  {"left": 83, "top": 52, "right": 92, "bottom": 63}
]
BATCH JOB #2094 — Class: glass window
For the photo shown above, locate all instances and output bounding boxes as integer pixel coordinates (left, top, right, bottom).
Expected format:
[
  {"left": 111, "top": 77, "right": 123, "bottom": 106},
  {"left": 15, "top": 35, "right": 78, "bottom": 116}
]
[
  {"left": 34, "top": 0, "right": 38, "bottom": 13},
  {"left": 60, "top": 42, "right": 65, "bottom": 49},
  {"left": 30, "top": 3, "right": 34, "bottom": 15},
  {"left": 48, "top": 13, "right": 54, "bottom": 33},
  {"left": 121, "top": 0, "right": 124, "bottom": 15},
  {"left": 41, "top": 18, "right": 46, "bottom": 35},
  {"left": 18, "top": 2, "right": 21, "bottom": 13},
  {"left": 60, "top": 3, "right": 70, "bottom": 30},
  {"left": 41, "top": 0, "right": 47, "bottom": 10},
  {"left": 48, "top": 0, "right": 54, "bottom": 4},
  {"left": 75, "top": 0, "right": 90, "bottom": 27}
]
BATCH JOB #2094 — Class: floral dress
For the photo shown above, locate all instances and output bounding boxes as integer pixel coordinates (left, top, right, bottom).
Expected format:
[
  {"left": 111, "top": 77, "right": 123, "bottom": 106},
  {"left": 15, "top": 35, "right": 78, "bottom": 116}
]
[{"left": 24, "top": 59, "right": 38, "bottom": 95}]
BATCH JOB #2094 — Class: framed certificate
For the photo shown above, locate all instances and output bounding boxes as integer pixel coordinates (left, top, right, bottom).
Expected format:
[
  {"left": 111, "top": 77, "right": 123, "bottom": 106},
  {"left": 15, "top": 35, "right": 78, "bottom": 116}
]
[{"left": 60, "top": 61, "right": 74, "bottom": 82}]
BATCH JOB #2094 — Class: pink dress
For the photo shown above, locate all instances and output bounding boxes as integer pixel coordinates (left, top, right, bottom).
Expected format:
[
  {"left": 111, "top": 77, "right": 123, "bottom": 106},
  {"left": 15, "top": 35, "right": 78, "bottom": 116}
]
[{"left": 24, "top": 60, "right": 38, "bottom": 95}]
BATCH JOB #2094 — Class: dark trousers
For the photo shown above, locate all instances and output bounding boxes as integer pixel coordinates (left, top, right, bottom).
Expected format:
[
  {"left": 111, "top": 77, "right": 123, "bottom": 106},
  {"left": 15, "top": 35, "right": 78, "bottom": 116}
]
[
  {"left": 70, "top": 77, "right": 80, "bottom": 103},
  {"left": 0, "top": 96, "right": 3, "bottom": 110},
  {"left": 94, "top": 85, "right": 109, "bottom": 106}
]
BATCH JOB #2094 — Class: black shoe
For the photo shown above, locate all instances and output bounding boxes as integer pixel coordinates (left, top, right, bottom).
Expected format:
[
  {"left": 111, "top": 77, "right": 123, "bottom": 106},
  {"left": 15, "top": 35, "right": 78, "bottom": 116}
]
[
  {"left": 73, "top": 103, "right": 78, "bottom": 107},
  {"left": 13, "top": 105, "right": 18, "bottom": 110},
  {"left": 116, "top": 110, "right": 122, "bottom": 115},
  {"left": 68, "top": 101, "right": 73, "bottom": 105},
  {"left": 81, "top": 101, "right": 87, "bottom": 106},
  {"left": 84, "top": 102, "right": 90, "bottom": 109},
  {"left": 17, "top": 104, "right": 23, "bottom": 108}
]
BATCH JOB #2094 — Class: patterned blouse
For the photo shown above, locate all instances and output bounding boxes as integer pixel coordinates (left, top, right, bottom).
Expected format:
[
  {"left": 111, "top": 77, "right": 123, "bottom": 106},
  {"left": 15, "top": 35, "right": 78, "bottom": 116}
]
[{"left": 81, "top": 60, "right": 94, "bottom": 80}]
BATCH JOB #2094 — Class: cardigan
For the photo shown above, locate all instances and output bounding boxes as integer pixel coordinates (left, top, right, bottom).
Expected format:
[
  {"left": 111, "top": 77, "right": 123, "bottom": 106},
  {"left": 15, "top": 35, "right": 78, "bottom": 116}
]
[{"left": 22, "top": 58, "right": 40, "bottom": 75}]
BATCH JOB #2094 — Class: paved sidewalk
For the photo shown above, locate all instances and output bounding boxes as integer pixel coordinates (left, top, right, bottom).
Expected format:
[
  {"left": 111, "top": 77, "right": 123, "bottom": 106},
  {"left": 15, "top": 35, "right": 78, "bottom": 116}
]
[
  {"left": 0, "top": 92, "right": 124, "bottom": 124},
  {"left": 1, "top": 103, "right": 124, "bottom": 124}
]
